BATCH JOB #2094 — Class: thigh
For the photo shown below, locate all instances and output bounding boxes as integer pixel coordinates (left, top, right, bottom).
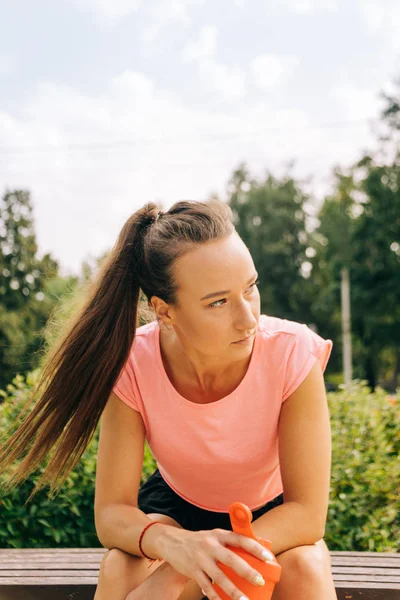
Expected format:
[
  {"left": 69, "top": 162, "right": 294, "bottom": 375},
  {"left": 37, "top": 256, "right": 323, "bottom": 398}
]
[
  {"left": 274, "top": 538, "right": 332, "bottom": 581},
  {"left": 276, "top": 538, "right": 330, "bottom": 565},
  {"left": 271, "top": 539, "right": 335, "bottom": 600},
  {"left": 100, "top": 513, "right": 182, "bottom": 595}
]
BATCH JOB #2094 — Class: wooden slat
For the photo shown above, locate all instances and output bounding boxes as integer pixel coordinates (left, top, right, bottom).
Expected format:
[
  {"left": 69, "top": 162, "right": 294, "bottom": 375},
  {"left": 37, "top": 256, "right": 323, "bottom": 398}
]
[
  {"left": 0, "top": 549, "right": 398, "bottom": 590},
  {"left": 332, "top": 557, "right": 400, "bottom": 567},
  {"left": 1, "top": 549, "right": 397, "bottom": 557},
  {"left": 333, "top": 567, "right": 400, "bottom": 576},
  {"left": 0, "top": 571, "right": 100, "bottom": 577},
  {"left": 0, "top": 559, "right": 103, "bottom": 566},
  {"left": 330, "top": 551, "right": 400, "bottom": 556},
  {"left": 0, "top": 576, "right": 99, "bottom": 585},
  {"left": 334, "top": 574, "right": 400, "bottom": 583}
]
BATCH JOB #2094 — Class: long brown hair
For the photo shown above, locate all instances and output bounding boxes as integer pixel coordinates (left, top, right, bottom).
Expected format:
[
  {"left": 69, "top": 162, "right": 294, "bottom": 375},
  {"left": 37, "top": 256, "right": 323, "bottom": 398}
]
[{"left": 0, "top": 199, "right": 235, "bottom": 503}]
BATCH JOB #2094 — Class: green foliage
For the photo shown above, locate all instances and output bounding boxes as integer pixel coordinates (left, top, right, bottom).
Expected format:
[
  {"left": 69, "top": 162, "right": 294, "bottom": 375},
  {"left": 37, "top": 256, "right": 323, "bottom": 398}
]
[
  {"left": 0, "top": 189, "right": 61, "bottom": 389},
  {"left": 298, "top": 156, "right": 400, "bottom": 390},
  {"left": 0, "top": 372, "right": 157, "bottom": 548},
  {"left": 327, "top": 381, "right": 399, "bottom": 551},
  {"left": 0, "top": 374, "right": 398, "bottom": 550},
  {"left": 226, "top": 165, "right": 314, "bottom": 325}
]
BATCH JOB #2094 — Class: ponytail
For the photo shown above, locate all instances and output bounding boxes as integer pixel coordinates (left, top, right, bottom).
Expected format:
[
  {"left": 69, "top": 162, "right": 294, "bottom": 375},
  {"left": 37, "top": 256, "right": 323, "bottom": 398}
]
[
  {"left": 0, "top": 198, "right": 234, "bottom": 503},
  {"left": 0, "top": 204, "right": 159, "bottom": 503}
]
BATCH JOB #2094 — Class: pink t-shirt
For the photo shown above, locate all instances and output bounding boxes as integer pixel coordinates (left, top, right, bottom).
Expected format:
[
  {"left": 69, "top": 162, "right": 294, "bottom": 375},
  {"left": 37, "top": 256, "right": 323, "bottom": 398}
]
[{"left": 112, "top": 314, "right": 333, "bottom": 512}]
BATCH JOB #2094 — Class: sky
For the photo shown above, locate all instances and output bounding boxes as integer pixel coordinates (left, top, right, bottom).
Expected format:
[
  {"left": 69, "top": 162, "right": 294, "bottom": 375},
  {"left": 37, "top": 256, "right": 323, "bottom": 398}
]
[{"left": 1, "top": 0, "right": 399, "bottom": 277}]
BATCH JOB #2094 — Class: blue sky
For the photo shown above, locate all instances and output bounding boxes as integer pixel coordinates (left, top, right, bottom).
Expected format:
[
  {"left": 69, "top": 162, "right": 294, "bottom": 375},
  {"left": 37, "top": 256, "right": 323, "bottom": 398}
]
[{"left": 1, "top": 0, "right": 399, "bottom": 275}]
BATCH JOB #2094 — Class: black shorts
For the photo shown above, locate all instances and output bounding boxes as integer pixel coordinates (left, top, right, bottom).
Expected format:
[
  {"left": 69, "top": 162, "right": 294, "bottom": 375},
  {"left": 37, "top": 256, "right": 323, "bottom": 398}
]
[{"left": 138, "top": 468, "right": 284, "bottom": 532}]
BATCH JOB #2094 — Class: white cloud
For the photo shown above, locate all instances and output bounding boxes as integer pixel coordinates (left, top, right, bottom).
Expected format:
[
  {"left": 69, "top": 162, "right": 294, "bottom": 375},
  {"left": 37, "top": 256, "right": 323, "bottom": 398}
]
[
  {"left": 74, "top": 0, "right": 204, "bottom": 33},
  {"left": 140, "top": 0, "right": 206, "bottom": 43},
  {"left": 358, "top": 0, "right": 400, "bottom": 50},
  {"left": 200, "top": 61, "right": 246, "bottom": 98},
  {"left": 266, "top": 0, "right": 339, "bottom": 15},
  {"left": 74, "top": 0, "right": 143, "bottom": 22},
  {"left": 359, "top": 1, "right": 385, "bottom": 32},
  {"left": 332, "top": 84, "right": 383, "bottom": 120},
  {"left": 250, "top": 54, "right": 299, "bottom": 90},
  {"left": 181, "top": 25, "right": 246, "bottom": 99},
  {"left": 182, "top": 24, "right": 217, "bottom": 62},
  {"left": 0, "top": 54, "right": 16, "bottom": 76},
  {"left": 182, "top": 28, "right": 299, "bottom": 100},
  {"left": 1, "top": 70, "right": 378, "bottom": 275}
]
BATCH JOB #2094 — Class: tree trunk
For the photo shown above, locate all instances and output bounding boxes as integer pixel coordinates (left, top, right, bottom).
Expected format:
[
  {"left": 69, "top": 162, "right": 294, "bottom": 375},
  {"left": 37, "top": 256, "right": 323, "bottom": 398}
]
[
  {"left": 365, "top": 352, "right": 377, "bottom": 392},
  {"left": 340, "top": 266, "right": 352, "bottom": 386},
  {"left": 391, "top": 347, "right": 400, "bottom": 393}
]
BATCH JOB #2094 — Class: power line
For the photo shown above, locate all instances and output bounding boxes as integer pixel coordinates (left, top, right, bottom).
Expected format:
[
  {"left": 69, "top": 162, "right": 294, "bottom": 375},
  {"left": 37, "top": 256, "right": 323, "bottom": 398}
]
[{"left": 0, "top": 118, "right": 374, "bottom": 157}]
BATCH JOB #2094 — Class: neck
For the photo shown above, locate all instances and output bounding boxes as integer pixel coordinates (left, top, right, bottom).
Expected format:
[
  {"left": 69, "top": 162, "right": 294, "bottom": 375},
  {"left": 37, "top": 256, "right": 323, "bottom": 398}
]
[{"left": 159, "top": 327, "right": 251, "bottom": 393}]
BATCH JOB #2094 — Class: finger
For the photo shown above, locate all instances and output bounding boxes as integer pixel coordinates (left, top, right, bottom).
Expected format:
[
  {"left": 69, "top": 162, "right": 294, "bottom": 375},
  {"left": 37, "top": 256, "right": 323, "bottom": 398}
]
[
  {"left": 216, "top": 545, "right": 267, "bottom": 587},
  {"left": 198, "top": 572, "right": 222, "bottom": 600},
  {"left": 208, "top": 563, "right": 252, "bottom": 600},
  {"left": 217, "top": 529, "right": 275, "bottom": 562}
]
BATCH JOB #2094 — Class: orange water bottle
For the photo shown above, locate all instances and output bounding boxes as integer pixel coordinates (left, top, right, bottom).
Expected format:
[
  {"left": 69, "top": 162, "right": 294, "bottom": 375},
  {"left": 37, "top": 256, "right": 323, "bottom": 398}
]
[{"left": 212, "top": 502, "right": 281, "bottom": 600}]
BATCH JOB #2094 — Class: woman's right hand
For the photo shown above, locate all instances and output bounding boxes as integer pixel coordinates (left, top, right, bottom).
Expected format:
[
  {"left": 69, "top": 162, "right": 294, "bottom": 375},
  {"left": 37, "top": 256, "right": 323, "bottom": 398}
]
[{"left": 154, "top": 525, "right": 275, "bottom": 600}]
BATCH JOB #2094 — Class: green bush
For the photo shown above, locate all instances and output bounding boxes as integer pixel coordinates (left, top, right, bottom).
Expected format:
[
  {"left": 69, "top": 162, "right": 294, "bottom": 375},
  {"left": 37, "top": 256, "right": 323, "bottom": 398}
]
[
  {"left": 324, "top": 372, "right": 343, "bottom": 387},
  {"left": 0, "top": 373, "right": 398, "bottom": 550},
  {"left": 327, "top": 380, "right": 399, "bottom": 551},
  {"left": 0, "top": 372, "right": 156, "bottom": 548}
]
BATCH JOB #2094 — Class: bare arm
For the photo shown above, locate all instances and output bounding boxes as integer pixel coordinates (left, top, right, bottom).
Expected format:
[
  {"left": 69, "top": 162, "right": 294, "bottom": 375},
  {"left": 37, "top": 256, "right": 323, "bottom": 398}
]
[
  {"left": 252, "top": 360, "right": 332, "bottom": 554},
  {"left": 94, "top": 392, "right": 275, "bottom": 597},
  {"left": 94, "top": 391, "right": 173, "bottom": 557}
]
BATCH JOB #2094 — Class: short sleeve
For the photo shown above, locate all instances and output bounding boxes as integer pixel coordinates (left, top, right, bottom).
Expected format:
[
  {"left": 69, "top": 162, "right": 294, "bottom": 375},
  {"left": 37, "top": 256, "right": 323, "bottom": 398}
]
[
  {"left": 282, "top": 323, "right": 333, "bottom": 402},
  {"left": 112, "top": 358, "right": 140, "bottom": 412}
]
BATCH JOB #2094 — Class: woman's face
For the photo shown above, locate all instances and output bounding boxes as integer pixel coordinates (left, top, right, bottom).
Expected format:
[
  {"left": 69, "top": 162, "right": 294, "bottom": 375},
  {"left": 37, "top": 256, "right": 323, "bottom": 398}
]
[{"left": 157, "top": 233, "right": 260, "bottom": 362}]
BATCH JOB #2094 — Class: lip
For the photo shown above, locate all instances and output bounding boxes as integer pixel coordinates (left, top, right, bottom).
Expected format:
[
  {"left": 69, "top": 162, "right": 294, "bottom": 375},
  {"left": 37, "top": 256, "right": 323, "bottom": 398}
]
[{"left": 233, "top": 332, "right": 255, "bottom": 344}]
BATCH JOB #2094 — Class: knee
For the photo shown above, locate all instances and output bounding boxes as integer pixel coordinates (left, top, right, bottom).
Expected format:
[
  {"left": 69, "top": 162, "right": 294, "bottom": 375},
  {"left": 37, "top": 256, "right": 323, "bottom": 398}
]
[
  {"left": 277, "top": 543, "right": 326, "bottom": 584},
  {"left": 101, "top": 548, "right": 137, "bottom": 582},
  {"left": 294, "top": 550, "right": 325, "bottom": 582}
]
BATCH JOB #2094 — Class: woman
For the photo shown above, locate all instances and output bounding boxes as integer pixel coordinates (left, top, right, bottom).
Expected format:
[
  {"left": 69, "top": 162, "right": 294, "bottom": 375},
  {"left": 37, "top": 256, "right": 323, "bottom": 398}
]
[{"left": 0, "top": 200, "right": 337, "bottom": 600}]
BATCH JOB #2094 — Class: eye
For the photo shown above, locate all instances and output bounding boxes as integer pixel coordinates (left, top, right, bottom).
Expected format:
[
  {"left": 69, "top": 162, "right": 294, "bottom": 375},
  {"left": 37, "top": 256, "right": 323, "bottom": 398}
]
[
  {"left": 208, "top": 279, "right": 260, "bottom": 309},
  {"left": 209, "top": 298, "right": 227, "bottom": 309}
]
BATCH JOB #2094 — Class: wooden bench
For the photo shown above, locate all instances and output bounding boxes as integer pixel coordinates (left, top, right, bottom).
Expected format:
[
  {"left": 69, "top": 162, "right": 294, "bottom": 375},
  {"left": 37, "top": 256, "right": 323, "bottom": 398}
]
[{"left": 0, "top": 548, "right": 399, "bottom": 599}]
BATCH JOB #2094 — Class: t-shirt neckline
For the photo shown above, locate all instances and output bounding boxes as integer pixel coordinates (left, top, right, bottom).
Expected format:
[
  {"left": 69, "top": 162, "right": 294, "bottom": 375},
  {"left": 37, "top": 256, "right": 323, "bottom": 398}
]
[{"left": 153, "top": 322, "right": 261, "bottom": 408}]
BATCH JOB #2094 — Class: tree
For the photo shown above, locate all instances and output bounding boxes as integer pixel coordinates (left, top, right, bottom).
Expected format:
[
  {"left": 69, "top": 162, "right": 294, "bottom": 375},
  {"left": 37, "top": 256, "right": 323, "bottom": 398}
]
[
  {"left": 351, "top": 155, "right": 400, "bottom": 391},
  {"left": 312, "top": 168, "right": 356, "bottom": 386},
  {"left": 0, "top": 189, "right": 59, "bottom": 390},
  {"left": 225, "top": 163, "right": 327, "bottom": 328}
]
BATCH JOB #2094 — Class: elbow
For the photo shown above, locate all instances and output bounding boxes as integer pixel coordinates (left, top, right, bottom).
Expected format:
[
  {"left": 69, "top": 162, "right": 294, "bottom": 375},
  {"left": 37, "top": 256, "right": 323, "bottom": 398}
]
[
  {"left": 94, "top": 510, "right": 110, "bottom": 549},
  {"left": 95, "top": 521, "right": 107, "bottom": 548},
  {"left": 96, "top": 530, "right": 108, "bottom": 549},
  {"left": 315, "top": 525, "right": 326, "bottom": 542},
  {"left": 303, "top": 508, "right": 326, "bottom": 542},
  {"left": 313, "top": 517, "right": 326, "bottom": 542}
]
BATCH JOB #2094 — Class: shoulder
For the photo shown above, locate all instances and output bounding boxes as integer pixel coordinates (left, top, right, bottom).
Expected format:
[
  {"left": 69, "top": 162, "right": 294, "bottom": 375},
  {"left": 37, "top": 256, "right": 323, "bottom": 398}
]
[
  {"left": 130, "top": 319, "right": 158, "bottom": 351},
  {"left": 257, "top": 315, "right": 333, "bottom": 393},
  {"left": 258, "top": 314, "right": 332, "bottom": 355},
  {"left": 119, "top": 319, "right": 158, "bottom": 370},
  {"left": 257, "top": 314, "right": 309, "bottom": 340},
  {"left": 135, "top": 319, "right": 158, "bottom": 338},
  {"left": 258, "top": 316, "right": 333, "bottom": 402}
]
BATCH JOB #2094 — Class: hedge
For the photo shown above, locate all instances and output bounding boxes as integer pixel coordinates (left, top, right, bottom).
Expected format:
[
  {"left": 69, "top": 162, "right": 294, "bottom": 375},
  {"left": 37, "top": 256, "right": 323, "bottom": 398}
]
[{"left": 0, "top": 372, "right": 398, "bottom": 551}]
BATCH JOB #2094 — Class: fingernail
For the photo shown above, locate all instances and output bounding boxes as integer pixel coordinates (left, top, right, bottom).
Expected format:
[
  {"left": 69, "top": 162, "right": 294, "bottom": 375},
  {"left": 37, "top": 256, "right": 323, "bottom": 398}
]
[
  {"left": 253, "top": 574, "right": 265, "bottom": 586},
  {"left": 262, "top": 549, "right": 274, "bottom": 561},
  {"left": 239, "top": 596, "right": 249, "bottom": 600}
]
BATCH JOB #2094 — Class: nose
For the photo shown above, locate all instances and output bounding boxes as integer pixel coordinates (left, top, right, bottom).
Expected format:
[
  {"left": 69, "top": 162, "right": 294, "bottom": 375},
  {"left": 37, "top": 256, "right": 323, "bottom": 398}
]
[{"left": 233, "top": 299, "right": 258, "bottom": 334}]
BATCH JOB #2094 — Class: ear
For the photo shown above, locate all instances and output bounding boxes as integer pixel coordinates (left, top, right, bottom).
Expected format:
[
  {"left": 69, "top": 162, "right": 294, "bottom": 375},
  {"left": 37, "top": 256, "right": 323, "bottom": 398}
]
[{"left": 151, "top": 296, "right": 175, "bottom": 330}]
